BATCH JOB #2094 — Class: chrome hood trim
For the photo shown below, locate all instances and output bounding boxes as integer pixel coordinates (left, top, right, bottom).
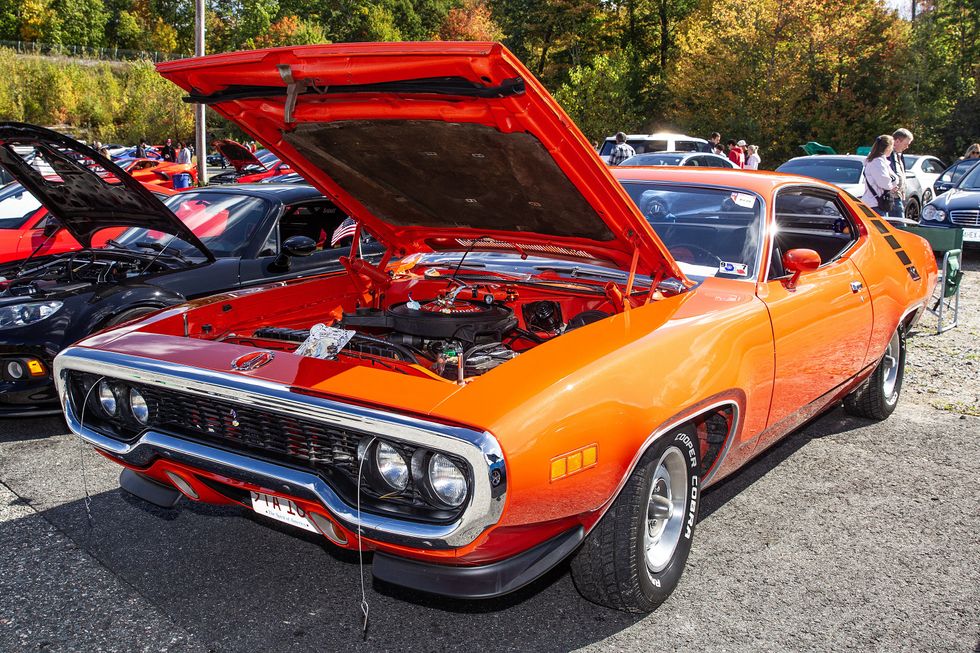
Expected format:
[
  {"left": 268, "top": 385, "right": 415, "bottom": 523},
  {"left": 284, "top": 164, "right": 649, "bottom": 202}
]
[{"left": 54, "top": 346, "right": 506, "bottom": 549}]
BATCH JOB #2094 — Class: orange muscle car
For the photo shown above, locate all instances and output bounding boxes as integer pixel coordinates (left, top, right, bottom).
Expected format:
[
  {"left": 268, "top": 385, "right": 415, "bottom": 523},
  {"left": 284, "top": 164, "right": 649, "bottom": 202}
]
[{"left": 55, "top": 43, "right": 936, "bottom": 612}]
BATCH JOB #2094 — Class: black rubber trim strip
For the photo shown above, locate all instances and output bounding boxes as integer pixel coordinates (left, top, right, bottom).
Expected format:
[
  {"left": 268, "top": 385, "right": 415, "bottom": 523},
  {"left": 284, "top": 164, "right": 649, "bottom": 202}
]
[
  {"left": 372, "top": 525, "right": 584, "bottom": 599},
  {"left": 185, "top": 76, "right": 526, "bottom": 105},
  {"left": 119, "top": 468, "right": 181, "bottom": 508}
]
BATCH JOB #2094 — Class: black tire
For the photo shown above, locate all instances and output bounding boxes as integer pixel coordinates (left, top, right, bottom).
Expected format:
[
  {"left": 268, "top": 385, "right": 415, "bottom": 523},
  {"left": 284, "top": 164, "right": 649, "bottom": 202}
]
[
  {"left": 103, "top": 306, "right": 159, "bottom": 329},
  {"left": 844, "top": 328, "right": 905, "bottom": 420},
  {"left": 904, "top": 198, "right": 920, "bottom": 223},
  {"left": 570, "top": 427, "right": 701, "bottom": 612}
]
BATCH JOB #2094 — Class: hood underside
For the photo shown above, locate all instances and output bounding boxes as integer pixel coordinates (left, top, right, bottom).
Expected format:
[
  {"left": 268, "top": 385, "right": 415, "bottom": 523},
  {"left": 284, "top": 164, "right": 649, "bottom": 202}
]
[
  {"left": 213, "top": 139, "right": 265, "bottom": 173},
  {"left": 157, "top": 42, "right": 683, "bottom": 278},
  {"left": 0, "top": 123, "right": 212, "bottom": 258}
]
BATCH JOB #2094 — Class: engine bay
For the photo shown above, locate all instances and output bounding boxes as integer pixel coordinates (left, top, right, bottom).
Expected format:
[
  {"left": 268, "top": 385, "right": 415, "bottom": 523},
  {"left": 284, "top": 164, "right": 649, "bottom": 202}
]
[
  {"left": 0, "top": 250, "right": 173, "bottom": 298},
  {"left": 222, "top": 267, "right": 636, "bottom": 383}
]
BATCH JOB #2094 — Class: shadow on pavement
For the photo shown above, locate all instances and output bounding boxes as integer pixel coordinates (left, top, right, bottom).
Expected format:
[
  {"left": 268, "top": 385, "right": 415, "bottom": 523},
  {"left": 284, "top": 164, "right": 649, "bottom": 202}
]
[
  {"left": 700, "top": 406, "right": 868, "bottom": 521},
  {"left": 0, "top": 415, "right": 67, "bottom": 443}
]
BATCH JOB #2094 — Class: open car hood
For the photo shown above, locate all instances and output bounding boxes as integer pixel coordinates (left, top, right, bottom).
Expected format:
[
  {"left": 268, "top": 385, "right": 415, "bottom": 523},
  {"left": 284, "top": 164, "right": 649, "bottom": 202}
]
[
  {"left": 0, "top": 123, "right": 213, "bottom": 259},
  {"left": 158, "top": 42, "right": 683, "bottom": 278},
  {"left": 213, "top": 139, "right": 266, "bottom": 173}
]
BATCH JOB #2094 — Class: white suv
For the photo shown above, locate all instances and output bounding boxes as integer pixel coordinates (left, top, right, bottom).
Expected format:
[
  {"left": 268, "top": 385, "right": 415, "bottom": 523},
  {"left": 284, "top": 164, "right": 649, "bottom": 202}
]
[{"left": 599, "top": 133, "right": 708, "bottom": 163}]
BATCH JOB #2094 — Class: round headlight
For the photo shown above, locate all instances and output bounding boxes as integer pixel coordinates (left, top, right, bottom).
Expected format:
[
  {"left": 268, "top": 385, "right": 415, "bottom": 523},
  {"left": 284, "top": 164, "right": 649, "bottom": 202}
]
[
  {"left": 5, "top": 360, "right": 24, "bottom": 379},
  {"left": 97, "top": 381, "right": 117, "bottom": 416},
  {"left": 427, "top": 453, "right": 467, "bottom": 508},
  {"left": 129, "top": 387, "right": 149, "bottom": 424},
  {"left": 375, "top": 441, "right": 409, "bottom": 491}
]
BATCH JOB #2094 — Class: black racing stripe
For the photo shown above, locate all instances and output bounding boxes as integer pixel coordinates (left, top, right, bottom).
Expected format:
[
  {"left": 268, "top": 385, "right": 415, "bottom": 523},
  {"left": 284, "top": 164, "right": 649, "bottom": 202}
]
[
  {"left": 859, "top": 205, "right": 877, "bottom": 217},
  {"left": 896, "top": 249, "right": 912, "bottom": 265},
  {"left": 870, "top": 220, "right": 890, "bottom": 234},
  {"left": 884, "top": 234, "right": 902, "bottom": 250},
  {"left": 906, "top": 265, "right": 920, "bottom": 281}
]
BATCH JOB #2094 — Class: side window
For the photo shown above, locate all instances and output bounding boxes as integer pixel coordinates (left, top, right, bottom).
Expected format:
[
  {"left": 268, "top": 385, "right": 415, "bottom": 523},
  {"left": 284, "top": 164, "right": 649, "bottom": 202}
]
[
  {"left": 769, "top": 188, "right": 858, "bottom": 278},
  {"left": 940, "top": 161, "right": 968, "bottom": 183},
  {"left": 636, "top": 140, "right": 668, "bottom": 154},
  {"left": 277, "top": 201, "right": 350, "bottom": 253},
  {"left": 674, "top": 140, "right": 701, "bottom": 152},
  {"left": 923, "top": 159, "right": 942, "bottom": 174},
  {"left": 685, "top": 157, "right": 701, "bottom": 167}
]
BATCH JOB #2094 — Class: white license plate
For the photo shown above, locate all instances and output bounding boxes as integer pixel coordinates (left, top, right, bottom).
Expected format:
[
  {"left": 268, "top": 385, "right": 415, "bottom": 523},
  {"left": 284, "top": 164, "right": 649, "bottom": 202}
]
[
  {"left": 963, "top": 228, "right": 980, "bottom": 243},
  {"left": 250, "top": 491, "right": 317, "bottom": 533}
]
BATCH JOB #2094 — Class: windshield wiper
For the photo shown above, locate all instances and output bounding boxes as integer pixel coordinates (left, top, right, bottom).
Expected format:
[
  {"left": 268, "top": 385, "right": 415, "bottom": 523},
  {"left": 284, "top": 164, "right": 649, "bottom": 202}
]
[
  {"left": 533, "top": 264, "right": 627, "bottom": 281},
  {"left": 105, "top": 239, "right": 129, "bottom": 250}
]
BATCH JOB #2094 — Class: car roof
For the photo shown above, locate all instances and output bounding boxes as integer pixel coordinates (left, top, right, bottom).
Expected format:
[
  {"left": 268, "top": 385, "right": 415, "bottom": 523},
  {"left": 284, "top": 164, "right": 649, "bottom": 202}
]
[
  {"left": 781, "top": 154, "right": 867, "bottom": 163},
  {"left": 605, "top": 133, "right": 706, "bottom": 142},
  {"left": 178, "top": 183, "right": 324, "bottom": 204},
  {"left": 610, "top": 166, "right": 841, "bottom": 196}
]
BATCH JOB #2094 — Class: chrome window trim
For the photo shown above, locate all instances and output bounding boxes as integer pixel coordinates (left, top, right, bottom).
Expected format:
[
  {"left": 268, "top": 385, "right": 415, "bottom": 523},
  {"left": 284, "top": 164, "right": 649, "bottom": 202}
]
[
  {"left": 54, "top": 346, "right": 506, "bottom": 549},
  {"left": 762, "top": 184, "right": 863, "bottom": 284}
]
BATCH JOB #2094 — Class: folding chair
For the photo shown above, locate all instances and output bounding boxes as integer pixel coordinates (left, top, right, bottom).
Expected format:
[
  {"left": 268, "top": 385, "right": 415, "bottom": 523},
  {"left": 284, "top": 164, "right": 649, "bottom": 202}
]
[{"left": 928, "top": 248, "right": 962, "bottom": 334}]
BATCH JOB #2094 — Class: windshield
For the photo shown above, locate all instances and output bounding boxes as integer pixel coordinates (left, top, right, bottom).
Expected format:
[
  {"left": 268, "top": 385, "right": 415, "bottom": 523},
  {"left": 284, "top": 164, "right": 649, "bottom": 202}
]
[
  {"left": 622, "top": 154, "right": 685, "bottom": 166},
  {"left": 620, "top": 182, "right": 764, "bottom": 280},
  {"left": 777, "top": 158, "right": 863, "bottom": 185},
  {"left": 112, "top": 191, "right": 271, "bottom": 258},
  {"left": 0, "top": 183, "right": 43, "bottom": 229},
  {"left": 958, "top": 164, "right": 980, "bottom": 190}
]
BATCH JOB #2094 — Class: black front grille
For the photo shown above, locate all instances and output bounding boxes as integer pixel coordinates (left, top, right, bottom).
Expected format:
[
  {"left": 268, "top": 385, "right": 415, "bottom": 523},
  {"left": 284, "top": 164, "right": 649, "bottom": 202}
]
[
  {"left": 138, "top": 385, "right": 361, "bottom": 473},
  {"left": 67, "top": 370, "right": 467, "bottom": 523}
]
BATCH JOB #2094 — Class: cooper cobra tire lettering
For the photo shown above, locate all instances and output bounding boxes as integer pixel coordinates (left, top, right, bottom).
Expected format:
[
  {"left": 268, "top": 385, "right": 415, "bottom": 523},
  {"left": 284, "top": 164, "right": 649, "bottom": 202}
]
[{"left": 685, "top": 477, "right": 699, "bottom": 540}]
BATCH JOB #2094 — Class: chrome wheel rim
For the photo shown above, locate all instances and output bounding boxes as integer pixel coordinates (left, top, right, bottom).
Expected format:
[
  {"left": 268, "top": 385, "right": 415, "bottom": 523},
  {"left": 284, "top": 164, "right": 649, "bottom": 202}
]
[
  {"left": 643, "top": 447, "right": 688, "bottom": 574},
  {"left": 882, "top": 331, "right": 901, "bottom": 403}
]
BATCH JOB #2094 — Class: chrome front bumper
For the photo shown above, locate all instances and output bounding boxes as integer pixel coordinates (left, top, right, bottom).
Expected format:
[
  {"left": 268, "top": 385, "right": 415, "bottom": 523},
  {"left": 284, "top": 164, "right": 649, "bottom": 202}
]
[{"left": 54, "top": 346, "right": 507, "bottom": 549}]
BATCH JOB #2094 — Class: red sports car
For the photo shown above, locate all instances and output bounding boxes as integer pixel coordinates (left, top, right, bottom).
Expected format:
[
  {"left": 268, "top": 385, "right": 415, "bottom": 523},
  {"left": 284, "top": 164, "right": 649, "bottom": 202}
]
[
  {"left": 117, "top": 157, "right": 198, "bottom": 189},
  {"left": 0, "top": 181, "right": 174, "bottom": 265},
  {"left": 210, "top": 139, "right": 293, "bottom": 184}
]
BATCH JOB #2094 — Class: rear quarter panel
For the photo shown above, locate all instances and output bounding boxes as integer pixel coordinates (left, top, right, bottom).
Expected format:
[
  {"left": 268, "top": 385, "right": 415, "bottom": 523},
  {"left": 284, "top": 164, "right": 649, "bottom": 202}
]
[{"left": 843, "top": 198, "right": 938, "bottom": 364}]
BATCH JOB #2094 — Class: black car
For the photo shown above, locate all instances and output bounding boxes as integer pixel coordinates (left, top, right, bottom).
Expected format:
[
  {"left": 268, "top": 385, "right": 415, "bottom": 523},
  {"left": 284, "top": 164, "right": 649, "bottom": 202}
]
[
  {"left": 0, "top": 123, "right": 370, "bottom": 416},
  {"left": 932, "top": 158, "right": 980, "bottom": 196},
  {"left": 920, "top": 159, "right": 980, "bottom": 246}
]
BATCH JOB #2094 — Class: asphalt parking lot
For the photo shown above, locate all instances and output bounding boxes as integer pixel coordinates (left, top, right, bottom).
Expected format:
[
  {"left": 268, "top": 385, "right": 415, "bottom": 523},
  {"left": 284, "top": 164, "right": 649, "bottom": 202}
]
[{"left": 1, "top": 259, "right": 978, "bottom": 653}]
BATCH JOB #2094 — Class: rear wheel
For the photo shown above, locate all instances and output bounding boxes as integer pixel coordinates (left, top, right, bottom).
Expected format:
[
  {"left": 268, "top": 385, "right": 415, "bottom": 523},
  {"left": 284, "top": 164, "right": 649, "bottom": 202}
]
[
  {"left": 570, "top": 428, "right": 700, "bottom": 612},
  {"left": 844, "top": 328, "right": 905, "bottom": 419}
]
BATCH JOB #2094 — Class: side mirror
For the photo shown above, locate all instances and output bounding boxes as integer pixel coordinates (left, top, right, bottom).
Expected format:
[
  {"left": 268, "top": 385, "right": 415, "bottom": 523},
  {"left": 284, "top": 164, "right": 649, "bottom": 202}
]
[
  {"left": 782, "top": 248, "right": 821, "bottom": 290},
  {"left": 272, "top": 235, "right": 316, "bottom": 270}
]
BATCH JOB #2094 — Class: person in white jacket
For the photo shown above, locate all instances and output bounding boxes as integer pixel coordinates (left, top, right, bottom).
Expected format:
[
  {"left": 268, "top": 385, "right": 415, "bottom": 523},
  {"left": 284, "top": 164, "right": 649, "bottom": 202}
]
[{"left": 862, "top": 135, "right": 899, "bottom": 215}]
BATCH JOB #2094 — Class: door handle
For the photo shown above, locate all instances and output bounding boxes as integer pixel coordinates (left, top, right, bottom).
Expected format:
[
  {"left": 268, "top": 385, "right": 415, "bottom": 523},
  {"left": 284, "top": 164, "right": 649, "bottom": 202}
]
[{"left": 850, "top": 281, "right": 863, "bottom": 293}]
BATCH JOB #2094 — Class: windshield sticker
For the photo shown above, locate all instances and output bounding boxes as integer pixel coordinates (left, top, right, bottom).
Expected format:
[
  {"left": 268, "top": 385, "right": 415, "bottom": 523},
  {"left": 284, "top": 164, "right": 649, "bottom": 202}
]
[
  {"left": 730, "top": 192, "right": 757, "bottom": 208},
  {"left": 719, "top": 261, "right": 749, "bottom": 277}
]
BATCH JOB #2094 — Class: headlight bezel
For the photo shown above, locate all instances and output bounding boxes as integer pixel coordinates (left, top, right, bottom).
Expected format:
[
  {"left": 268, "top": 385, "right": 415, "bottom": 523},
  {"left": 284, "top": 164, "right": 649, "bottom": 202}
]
[
  {"left": 921, "top": 204, "right": 946, "bottom": 222},
  {"left": 0, "top": 301, "right": 64, "bottom": 330},
  {"left": 358, "top": 437, "right": 472, "bottom": 513}
]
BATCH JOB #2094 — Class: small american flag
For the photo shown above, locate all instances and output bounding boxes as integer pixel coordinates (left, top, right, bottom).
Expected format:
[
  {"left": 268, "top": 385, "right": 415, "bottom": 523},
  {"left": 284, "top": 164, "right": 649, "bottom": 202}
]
[{"left": 330, "top": 217, "right": 357, "bottom": 247}]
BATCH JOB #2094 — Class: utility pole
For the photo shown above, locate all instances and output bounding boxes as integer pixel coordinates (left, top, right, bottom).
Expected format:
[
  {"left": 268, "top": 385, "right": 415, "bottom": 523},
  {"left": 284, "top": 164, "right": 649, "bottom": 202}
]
[{"left": 194, "top": 0, "right": 208, "bottom": 186}]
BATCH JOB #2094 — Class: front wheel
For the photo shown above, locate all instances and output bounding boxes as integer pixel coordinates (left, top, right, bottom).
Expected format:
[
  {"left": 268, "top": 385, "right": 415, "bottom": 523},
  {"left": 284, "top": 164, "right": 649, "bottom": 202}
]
[
  {"left": 904, "top": 198, "right": 921, "bottom": 223},
  {"left": 844, "top": 328, "right": 905, "bottom": 420},
  {"left": 570, "top": 428, "right": 700, "bottom": 612}
]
